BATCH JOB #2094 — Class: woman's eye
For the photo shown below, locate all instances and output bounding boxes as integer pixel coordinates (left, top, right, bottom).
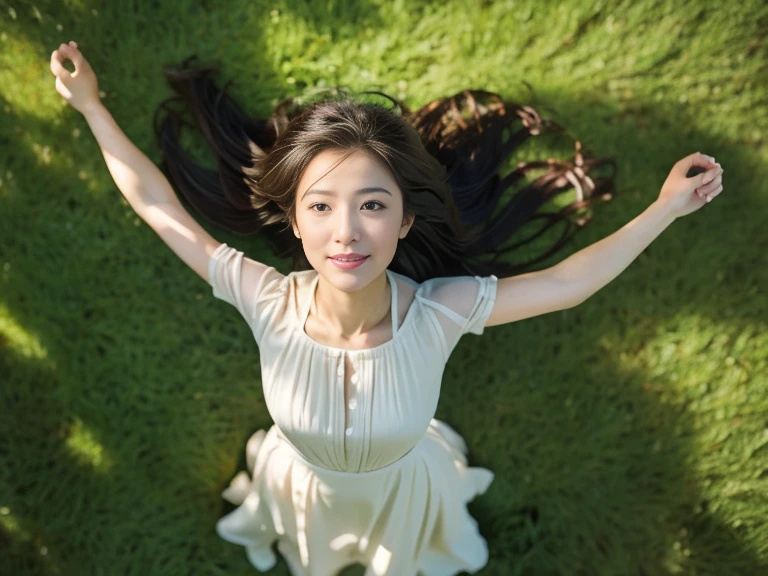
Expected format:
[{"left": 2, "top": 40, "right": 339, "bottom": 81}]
[
  {"left": 309, "top": 202, "right": 385, "bottom": 212},
  {"left": 362, "top": 201, "right": 385, "bottom": 210}
]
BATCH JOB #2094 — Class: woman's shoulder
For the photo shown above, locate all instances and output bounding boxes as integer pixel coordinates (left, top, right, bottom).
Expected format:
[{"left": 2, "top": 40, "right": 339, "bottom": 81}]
[
  {"left": 389, "top": 269, "right": 498, "bottom": 337},
  {"left": 266, "top": 267, "right": 316, "bottom": 295},
  {"left": 389, "top": 269, "right": 494, "bottom": 302}
]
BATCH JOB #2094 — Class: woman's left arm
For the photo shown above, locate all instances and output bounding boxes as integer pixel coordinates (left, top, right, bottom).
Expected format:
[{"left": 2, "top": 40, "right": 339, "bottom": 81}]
[{"left": 549, "top": 151, "right": 724, "bottom": 305}]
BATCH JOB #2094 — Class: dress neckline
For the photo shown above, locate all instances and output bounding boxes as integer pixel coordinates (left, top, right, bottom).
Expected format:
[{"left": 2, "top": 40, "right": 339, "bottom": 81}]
[{"left": 295, "top": 269, "right": 418, "bottom": 356}]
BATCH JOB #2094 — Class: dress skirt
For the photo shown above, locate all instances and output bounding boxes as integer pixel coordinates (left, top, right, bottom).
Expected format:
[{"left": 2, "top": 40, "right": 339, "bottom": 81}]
[{"left": 216, "top": 419, "right": 494, "bottom": 576}]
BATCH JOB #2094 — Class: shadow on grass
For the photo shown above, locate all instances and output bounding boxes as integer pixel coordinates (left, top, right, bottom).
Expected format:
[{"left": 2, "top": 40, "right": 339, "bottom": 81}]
[
  {"left": 439, "top": 86, "right": 765, "bottom": 573},
  {"left": 2, "top": 2, "right": 766, "bottom": 576}
]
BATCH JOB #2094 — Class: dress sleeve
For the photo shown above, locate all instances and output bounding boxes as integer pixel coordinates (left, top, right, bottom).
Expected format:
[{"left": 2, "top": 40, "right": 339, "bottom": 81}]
[
  {"left": 417, "top": 274, "right": 498, "bottom": 357},
  {"left": 460, "top": 274, "right": 498, "bottom": 336},
  {"left": 207, "top": 242, "right": 285, "bottom": 340}
]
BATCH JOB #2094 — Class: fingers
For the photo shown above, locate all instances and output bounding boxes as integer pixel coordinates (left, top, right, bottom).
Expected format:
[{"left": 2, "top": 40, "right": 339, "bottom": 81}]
[
  {"left": 696, "top": 167, "right": 724, "bottom": 203},
  {"left": 706, "top": 184, "right": 723, "bottom": 203},
  {"left": 698, "top": 163, "right": 723, "bottom": 188},
  {"left": 691, "top": 151, "right": 717, "bottom": 169},
  {"left": 50, "top": 41, "right": 86, "bottom": 77},
  {"left": 697, "top": 173, "right": 722, "bottom": 196},
  {"left": 674, "top": 152, "right": 724, "bottom": 206},
  {"left": 699, "top": 182, "right": 723, "bottom": 203},
  {"left": 678, "top": 151, "right": 714, "bottom": 169},
  {"left": 697, "top": 151, "right": 717, "bottom": 167},
  {"left": 50, "top": 46, "right": 71, "bottom": 79}
]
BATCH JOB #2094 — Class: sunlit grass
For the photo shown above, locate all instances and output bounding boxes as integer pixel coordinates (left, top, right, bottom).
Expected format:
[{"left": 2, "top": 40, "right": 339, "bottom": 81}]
[
  {"left": 0, "top": 306, "right": 49, "bottom": 360},
  {"left": 1, "top": 0, "right": 766, "bottom": 574}
]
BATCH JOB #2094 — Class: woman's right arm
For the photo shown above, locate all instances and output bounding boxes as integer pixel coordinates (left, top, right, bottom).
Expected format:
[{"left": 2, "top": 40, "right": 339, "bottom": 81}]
[
  {"left": 51, "top": 41, "right": 222, "bottom": 283},
  {"left": 83, "top": 101, "right": 227, "bottom": 283},
  {"left": 51, "top": 41, "right": 178, "bottom": 212},
  {"left": 82, "top": 100, "right": 181, "bottom": 211}
]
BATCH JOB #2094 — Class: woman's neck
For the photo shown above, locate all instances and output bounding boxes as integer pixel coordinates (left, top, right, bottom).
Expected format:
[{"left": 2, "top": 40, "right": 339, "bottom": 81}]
[{"left": 313, "top": 271, "right": 391, "bottom": 339}]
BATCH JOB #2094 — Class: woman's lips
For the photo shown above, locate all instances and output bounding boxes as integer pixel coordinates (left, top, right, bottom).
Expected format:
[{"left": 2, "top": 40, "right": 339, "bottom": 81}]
[{"left": 328, "top": 255, "right": 369, "bottom": 269}]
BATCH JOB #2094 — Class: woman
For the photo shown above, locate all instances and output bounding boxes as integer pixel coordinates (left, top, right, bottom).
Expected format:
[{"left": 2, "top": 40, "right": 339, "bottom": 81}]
[{"left": 50, "top": 40, "right": 724, "bottom": 576}]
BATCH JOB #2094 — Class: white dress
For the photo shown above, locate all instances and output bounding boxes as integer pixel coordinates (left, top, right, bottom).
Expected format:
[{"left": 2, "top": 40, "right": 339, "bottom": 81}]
[{"left": 209, "top": 243, "right": 498, "bottom": 576}]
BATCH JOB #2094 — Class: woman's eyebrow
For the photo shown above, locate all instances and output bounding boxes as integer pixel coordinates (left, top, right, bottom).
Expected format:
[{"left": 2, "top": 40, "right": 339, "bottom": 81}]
[{"left": 301, "top": 187, "right": 392, "bottom": 200}]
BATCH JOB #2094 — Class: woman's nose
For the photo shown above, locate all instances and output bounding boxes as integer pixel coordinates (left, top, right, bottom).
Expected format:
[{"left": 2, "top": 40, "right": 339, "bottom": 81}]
[{"left": 333, "top": 209, "right": 360, "bottom": 242}]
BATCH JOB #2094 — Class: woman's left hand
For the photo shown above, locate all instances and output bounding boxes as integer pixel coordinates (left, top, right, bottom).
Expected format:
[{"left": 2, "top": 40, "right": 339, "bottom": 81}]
[{"left": 658, "top": 152, "right": 724, "bottom": 219}]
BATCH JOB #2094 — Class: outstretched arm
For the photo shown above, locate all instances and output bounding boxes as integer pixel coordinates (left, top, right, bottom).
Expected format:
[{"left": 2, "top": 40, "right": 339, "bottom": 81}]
[
  {"left": 50, "top": 40, "right": 222, "bottom": 283},
  {"left": 550, "top": 153, "right": 723, "bottom": 305},
  {"left": 548, "top": 199, "right": 677, "bottom": 305},
  {"left": 485, "top": 152, "right": 724, "bottom": 326},
  {"left": 81, "top": 102, "right": 182, "bottom": 210},
  {"left": 49, "top": 41, "right": 178, "bottom": 211}
]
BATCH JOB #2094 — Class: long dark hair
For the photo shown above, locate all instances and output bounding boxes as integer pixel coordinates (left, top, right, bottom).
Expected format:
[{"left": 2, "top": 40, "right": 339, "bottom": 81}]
[{"left": 153, "top": 55, "right": 617, "bottom": 283}]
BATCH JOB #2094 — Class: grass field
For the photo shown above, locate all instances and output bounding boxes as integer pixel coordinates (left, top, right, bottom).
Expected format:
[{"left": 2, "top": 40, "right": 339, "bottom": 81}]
[{"left": 1, "top": 0, "right": 767, "bottom": 574}]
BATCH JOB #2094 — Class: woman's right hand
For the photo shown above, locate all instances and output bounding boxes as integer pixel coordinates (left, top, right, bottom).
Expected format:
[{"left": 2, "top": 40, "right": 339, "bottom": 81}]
[{"left": 50, "top": 40, "right": 101, "bottom": 115}]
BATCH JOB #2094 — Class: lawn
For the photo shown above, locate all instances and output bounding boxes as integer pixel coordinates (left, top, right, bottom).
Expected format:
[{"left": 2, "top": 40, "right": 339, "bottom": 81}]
[{"left": 1, "top": 0, "right": 767, "bottom": 574}]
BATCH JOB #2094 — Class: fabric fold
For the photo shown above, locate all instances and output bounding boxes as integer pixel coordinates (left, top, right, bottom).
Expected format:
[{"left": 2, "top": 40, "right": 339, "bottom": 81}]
[{"left": 216, "top": 421, "right": 494, "bottom": 576}]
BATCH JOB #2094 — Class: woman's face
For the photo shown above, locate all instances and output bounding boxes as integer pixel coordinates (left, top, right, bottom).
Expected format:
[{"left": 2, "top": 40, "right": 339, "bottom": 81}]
[{"left": 292, "top": 148, "right": 413, "bottom": 291}]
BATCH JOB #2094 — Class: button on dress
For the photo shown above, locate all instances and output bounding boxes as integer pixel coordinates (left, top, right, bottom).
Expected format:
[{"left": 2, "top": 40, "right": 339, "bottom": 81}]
[{"left": 209, "top": 242, "right": 498, "bottom": 576}]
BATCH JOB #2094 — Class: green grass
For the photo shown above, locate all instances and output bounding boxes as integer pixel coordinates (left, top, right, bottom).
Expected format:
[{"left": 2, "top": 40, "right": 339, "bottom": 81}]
[{"left": 2, "top": 0, "right": 767, "bottom": 574}]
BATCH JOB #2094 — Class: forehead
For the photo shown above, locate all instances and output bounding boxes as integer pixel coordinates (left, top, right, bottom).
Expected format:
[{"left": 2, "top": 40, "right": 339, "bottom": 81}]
[{"left": 297, "top": 149, "right": 397, "bottom": 199}]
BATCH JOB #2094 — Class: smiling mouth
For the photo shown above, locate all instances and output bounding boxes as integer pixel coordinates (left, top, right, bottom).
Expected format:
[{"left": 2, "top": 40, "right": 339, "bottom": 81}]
[{"left": 329, "top": 256, "right": 368, "bottom": 262}]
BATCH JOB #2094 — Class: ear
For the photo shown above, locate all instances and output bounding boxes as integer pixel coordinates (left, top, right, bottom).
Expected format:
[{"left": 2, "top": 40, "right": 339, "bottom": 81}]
[{"left": 399, "top": 212, "right": 415, "bottom": 239}]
